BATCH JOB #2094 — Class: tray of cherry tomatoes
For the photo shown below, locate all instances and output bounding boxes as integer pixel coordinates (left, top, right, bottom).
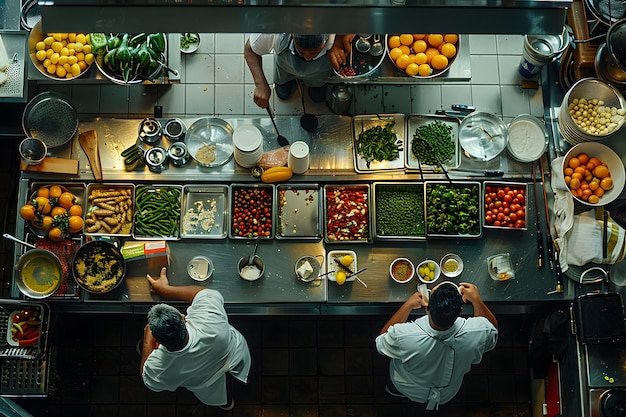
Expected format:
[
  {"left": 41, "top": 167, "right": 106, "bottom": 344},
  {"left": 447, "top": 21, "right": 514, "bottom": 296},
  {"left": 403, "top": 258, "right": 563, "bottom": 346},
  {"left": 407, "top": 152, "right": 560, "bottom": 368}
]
[
  {"left": 483, "top": 182, "right": 527, "bottom": 230},
  {"left": 20, "top": 183, "right": 86, "bottom": 241}
]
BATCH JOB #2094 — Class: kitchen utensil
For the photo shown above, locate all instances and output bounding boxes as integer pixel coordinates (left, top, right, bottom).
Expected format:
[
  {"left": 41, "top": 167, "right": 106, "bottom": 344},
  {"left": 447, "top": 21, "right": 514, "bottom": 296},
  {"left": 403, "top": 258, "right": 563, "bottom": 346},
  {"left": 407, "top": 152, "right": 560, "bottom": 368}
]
[
  {"left": 238, "top": 255, "right": 264, "bottom": 281},
  {"left": 266, "top": 104, "right": 289, "bottom": 146},
  {"left": 416, "top": 259, "right": 441, "bottom": 284},
  {"left": 78, "top": 130, "right": 103, "bottom": 181},
  {"left": 185, "top": 117, "right": 234, "bottom": 167},
  {"left": 298, "top": 82, "right": 318, "bottom": 131},
  {"left": 15, "top": 248, "right": 63, "bottom": 299},
  {"left": 22, "top": 91, "right": 78, "bottom": 148},
  {"left": 72, "top": 240, "right": 126, "bottom": 294},
  {"left": 370, "top": 35, "right": 384, "bottom": 56},
  {"left": 415, "top": 137, "right": 452, "bottom": 184},
  {"left": 458, "top": 112, "right": 509, "bottom": 161},
  {"left": 573, "top": 292, "right": 626, "bottom": 344},
  {"left": 329, "top": 84, "right": 353, "bottom": 115},
  {"left": 187, "top": 256, "right": 213, "bottom": 281},
  {"left": 20, "top": 157, "right": 79, "bottom": 174},
  {"left": 168, "top": 142, "right": 190, "bottom": 166},
  {"left": 439, "top": 253, "right": 464, "bottom": 278},
  {"left": 248, "top": 237, "right": 260, "bottom": 265},
  {"left": 532, "top": 162, "right": 545, "bottom": 268},
  {"left": 355, "top": 35, "right": 371, "bottom": 53},
  {"left": 506, "top": 115, "right": 548, "bottom": 163},
  {"left": 3, "top": 233, "right": 37, "bottom": 249},
  {"left": 539, "top": 157, "right": 564, "bottom": 292},
  {"left": 288, "top": 141, "right": 310, "bottom": 174},
  {"left": 163, "top": 118, "right": 186, "bottom": 142},
  {"left": 295, "top": 255, "right": 322, "bottom": 282},
  {"left": 180, "top": 33, "right": 201, "bottom": 54},
  {"left": 350, "top": 268, "right": 368, "bottom": 287},
  {"left": 19, "top": 137, "right": 46, "bottom": 166}
]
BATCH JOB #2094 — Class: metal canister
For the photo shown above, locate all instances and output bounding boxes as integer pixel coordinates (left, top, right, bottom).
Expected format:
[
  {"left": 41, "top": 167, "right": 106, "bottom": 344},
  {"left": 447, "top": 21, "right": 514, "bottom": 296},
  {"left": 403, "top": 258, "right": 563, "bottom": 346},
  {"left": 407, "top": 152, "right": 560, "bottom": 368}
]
[
  {"left": 138, "top": 118, "right": 162, "bottom": 145},
  {"left": 164, "top": 118, "right": 186, "bottom": 142},
  {"left": 144, "top": 146, "right": 169, "bottom": 172},
  {"left": 168, "top": 142, "right": 190, "bottom": 166},
  {"left": 330, "top": 84, "right": 353, "bottom": 115}
]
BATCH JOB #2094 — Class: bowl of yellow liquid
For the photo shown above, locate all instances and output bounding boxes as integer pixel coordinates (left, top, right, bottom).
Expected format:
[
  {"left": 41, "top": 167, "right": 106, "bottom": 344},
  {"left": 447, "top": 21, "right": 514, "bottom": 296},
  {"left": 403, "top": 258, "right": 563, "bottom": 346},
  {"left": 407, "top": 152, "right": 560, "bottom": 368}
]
[
  {"left": 440, "top": 253, "right": 463, "bottom": 278},
  {"left": 16, "top": 249, "right": 62, "bottom": 298}
]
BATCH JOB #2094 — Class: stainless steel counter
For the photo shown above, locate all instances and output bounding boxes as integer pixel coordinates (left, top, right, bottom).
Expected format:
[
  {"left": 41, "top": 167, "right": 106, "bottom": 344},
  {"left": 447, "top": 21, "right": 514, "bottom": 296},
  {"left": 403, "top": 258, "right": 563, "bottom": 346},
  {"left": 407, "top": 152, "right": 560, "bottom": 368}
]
[{"left": 13, "top": 113, "right": 576, "bottom": 314}]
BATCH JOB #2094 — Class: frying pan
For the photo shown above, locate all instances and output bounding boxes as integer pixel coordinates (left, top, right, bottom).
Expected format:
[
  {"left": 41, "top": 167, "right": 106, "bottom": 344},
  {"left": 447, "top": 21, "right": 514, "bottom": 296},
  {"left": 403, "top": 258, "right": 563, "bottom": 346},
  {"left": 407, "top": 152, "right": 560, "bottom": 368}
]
[{"left": 72, "top": 240, "right": 126, "bottom": 294}]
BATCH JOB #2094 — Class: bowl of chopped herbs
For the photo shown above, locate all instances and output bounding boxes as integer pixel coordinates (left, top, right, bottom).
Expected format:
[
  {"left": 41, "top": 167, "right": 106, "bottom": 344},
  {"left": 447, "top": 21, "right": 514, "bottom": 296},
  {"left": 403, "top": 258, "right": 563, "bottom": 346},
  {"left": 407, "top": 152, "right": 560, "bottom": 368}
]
[
  {"left": 181, "top": 33, "right": 200, "bottom": 54},
  {"left": 406, "top": 115, "right": 460, "bottom": 171}
]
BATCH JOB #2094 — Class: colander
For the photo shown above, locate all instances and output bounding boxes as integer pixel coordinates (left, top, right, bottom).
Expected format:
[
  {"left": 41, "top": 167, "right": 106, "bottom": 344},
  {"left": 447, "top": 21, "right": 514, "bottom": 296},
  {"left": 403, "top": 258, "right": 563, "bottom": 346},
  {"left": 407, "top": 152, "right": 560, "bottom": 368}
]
[{"left": 22, "top": 91, "right": 78, "bottom": 148}]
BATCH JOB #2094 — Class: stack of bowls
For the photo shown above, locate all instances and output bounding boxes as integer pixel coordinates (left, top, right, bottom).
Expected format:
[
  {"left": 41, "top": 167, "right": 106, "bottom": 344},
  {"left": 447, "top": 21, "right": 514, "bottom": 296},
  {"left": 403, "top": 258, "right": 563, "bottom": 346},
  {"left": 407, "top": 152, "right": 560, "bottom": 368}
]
[
  {"left": 233, "top": 125, "right": 263, "bottom": 168},
  {"left": 558, "top": 77, "right": 626, "bottom": 145}
]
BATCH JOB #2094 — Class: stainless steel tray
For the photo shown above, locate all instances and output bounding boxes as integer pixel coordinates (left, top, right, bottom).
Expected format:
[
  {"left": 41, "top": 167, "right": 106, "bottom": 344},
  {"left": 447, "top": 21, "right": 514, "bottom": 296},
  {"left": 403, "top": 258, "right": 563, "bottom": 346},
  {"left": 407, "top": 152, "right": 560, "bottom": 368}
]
[
  {"left": 27, "top": 182, "right": 86, "bottom": 239},
  {"left": 0, "top": 32, "right": 27, "bottom": 101},
  {"left": 372, "top": 182, "right": 425, "bottom": 241},
  {"left": 228, "top": 183, "right": 275, "bottom": 240},
  {"left": 84, "top": 183, "right": 134, "bottom": 237},
  {"left": 133, "top": 184, "right": 182, "bottom": 240},
  {"left": 405, "top": 114, "right": 461, "bottom": 172},
  {"left": 180, "top": 184, "right": 228, "bottom": 239},
  {"left": 352, "top": 114, "right": 405, "bottom": 173},
  {"left": 276, "top": 184, "right": 322, "bottom": 240},
  {"left": 323, "top": 184, "right": 371, "bottom": 243},
  {"left": 424, "top": 181, "right": 482, "bottom": 238},
  {"left": 483, "top": 181, "right": 528, "bottom": 231},
  {"left": 0, "top": 300, "right": 49, "bottom": 361}
]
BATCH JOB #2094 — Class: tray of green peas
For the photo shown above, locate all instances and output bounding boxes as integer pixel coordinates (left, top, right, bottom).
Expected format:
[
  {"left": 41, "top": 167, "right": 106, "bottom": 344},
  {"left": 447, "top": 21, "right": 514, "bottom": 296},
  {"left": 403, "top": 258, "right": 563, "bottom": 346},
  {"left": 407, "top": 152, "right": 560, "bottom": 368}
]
[
  {"left": 405, "top": 114, "right": 461, "bottom": 172},
  {"left": 372, "top": 182, "right": 426, "bottom": 241}
]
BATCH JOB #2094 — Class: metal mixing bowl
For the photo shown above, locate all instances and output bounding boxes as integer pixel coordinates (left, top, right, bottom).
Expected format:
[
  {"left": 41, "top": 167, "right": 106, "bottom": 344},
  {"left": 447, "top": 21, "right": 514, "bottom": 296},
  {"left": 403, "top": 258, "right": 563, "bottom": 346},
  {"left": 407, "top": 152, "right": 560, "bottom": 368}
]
[{"left": 238, "top": 255, "right": 265, "bottom": 281}]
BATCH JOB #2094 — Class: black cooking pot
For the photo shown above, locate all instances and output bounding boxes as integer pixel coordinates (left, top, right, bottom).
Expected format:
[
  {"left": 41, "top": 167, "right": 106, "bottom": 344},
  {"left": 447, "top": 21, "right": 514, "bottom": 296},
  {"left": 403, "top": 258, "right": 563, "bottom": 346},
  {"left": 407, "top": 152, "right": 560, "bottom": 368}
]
[{"left": 72, "top": 240, "right": 125, "bottom": 294}]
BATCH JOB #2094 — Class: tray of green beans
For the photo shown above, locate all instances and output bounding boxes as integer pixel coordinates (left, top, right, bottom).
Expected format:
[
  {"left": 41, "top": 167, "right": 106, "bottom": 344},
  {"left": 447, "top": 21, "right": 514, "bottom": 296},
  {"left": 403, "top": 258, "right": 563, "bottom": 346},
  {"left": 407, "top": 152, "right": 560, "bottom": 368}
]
[
  {"left": 372, "top": 182, "right": 426, "bottom": 240},
  {"left": 133, "top": 185, "right": 182, "bottom": 240},
  {"left": 405, "top": 114, "right": 461, "bottom": 172}
]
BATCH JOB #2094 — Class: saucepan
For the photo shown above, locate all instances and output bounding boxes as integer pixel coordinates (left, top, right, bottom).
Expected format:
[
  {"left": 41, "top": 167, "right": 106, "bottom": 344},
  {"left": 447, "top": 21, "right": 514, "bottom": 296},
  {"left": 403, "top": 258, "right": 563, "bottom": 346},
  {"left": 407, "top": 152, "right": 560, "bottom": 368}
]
[
  {"left": 72, "top": 240, "right": 126, "bottom": 293},
  {"left": 3, "top": 233, "right": 62, "bottom": 299}
]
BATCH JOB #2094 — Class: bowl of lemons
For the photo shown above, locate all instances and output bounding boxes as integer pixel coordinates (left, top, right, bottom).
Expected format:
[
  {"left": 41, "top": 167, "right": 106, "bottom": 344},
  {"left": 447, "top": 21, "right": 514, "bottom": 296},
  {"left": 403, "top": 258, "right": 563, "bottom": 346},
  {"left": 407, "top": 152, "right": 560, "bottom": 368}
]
[
  {"left": 386, "top": 33, "right": 459, "bottom": 78},
  {"left": 417, "top": 259, "right": 441, "bottom": 284},
  {"left": 327, "top": 250, "right": 356, "bottom": 286}
]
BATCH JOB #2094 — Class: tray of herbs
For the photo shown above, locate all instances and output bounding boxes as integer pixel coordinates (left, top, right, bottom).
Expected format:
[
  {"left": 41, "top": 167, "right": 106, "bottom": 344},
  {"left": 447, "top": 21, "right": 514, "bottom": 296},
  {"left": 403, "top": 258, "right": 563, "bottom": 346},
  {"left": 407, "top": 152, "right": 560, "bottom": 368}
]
[
  {"left": 406, "top": 115, "right": 460, "bottom": 172},
  {"left": 352, "top": 114, "right": 405, "bottom": 173},
  {"left": 424, "top": 181, "right": 482, "bottom": 238},
  {"left": 372, "top": 182, "right": 425, "bottom": 240}
]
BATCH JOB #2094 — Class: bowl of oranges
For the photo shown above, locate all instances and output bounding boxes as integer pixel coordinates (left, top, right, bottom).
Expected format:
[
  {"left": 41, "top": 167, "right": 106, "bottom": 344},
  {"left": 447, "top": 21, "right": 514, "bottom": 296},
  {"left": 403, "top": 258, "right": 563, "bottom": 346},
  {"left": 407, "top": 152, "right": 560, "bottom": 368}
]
[
  {"left": 28, "top": 21, "right": 94, "bottom": 81},
  {"left": 386, "top": 34, "right": 459, "bottom": 78},
  {"left": 562, "top": 142, "right": 625, "bottom": 207}
]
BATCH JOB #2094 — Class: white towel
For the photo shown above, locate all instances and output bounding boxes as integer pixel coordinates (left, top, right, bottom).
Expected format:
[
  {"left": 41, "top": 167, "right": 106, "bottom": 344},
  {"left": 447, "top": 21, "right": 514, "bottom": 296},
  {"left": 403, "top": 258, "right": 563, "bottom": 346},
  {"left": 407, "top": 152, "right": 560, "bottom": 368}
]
[{"left": 551, "top": 157, "right": 574, "bottom": 272}]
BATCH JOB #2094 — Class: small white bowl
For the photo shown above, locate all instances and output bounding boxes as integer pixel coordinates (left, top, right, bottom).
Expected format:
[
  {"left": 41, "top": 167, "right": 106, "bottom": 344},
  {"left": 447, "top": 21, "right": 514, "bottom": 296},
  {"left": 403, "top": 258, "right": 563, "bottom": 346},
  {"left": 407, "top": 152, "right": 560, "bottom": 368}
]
[
  {"left": 187, "top": 256, "right": 214, "bottom": 281},
  {"left": 181, "top": 33, "right": 201, "bottom": 54},
  {"left": 389, "top": 257, "right": 415, "bottom": 283},
  {"left": 416, "top": 259, "right": 441, "bottom": 284},
  {"left": 439, "top": 253, "right": 463, "bottom": 278}
]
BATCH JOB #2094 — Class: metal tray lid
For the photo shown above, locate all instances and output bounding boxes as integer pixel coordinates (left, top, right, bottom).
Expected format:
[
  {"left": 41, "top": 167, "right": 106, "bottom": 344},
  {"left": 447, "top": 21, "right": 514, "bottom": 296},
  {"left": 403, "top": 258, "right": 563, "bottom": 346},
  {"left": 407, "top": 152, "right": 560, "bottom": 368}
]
[
  {"left": 0, "top": 299, "right": 50, "bottom": 360},
  {"left": 573, "top": 292, "right": 626, "bottom": 344}
]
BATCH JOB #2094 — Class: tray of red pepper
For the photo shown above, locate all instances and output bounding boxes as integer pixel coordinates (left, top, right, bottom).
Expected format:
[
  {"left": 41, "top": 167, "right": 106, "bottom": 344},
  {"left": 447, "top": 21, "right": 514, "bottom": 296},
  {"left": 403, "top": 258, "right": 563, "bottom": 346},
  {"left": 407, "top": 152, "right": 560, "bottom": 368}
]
[
  {"left": 324, "top": 184, "right": 371, "bottom": 243},
  {"left": 0, "top": 301, "right": 49, "bottom": 359}
]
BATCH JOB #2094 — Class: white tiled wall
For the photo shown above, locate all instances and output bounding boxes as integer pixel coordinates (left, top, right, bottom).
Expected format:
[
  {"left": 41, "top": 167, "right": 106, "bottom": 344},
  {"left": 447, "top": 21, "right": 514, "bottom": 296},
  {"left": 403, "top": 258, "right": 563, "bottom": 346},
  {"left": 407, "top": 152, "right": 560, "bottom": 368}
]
[{"left": 38, "top": 34, "right": 545, "bottom": 122}]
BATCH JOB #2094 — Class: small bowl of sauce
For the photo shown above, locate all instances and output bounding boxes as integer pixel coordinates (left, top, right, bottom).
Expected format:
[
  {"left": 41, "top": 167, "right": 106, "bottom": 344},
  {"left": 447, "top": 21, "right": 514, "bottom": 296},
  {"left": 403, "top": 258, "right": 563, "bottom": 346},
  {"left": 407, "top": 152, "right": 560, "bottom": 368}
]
[
  {"left": 390, "top": 257, "right": 415, "bottom": 283},
  {"left": 440, "top": 253, "right": 463, "bottom": 278}
]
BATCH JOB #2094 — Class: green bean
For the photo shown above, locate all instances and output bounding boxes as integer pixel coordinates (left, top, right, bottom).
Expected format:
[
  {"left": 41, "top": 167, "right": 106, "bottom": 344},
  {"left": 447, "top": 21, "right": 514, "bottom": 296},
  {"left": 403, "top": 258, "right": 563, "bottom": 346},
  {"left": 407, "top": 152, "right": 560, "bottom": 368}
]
[
  {"left": 134, "top": 186, "right": 181, "bottom": 237},
  {"left": 411, "top": 120, "right": 455, "bottom": 166}
]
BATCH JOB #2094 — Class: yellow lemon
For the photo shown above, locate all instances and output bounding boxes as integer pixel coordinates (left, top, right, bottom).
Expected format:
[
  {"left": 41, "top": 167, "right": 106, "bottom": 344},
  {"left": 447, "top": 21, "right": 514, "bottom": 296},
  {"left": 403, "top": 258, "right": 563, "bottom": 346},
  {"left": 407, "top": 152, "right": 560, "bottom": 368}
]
[
  {"left": 431, "top": 54, "right": 449, "bottom": 70},
  {"left": 400, "top": 34, "right": 414, "bottom": 46},
  {"left": 336, "top": 271, "right": 347, "bottom": 285},
  {"left": 444, "top": 34, "right": 459, "bottom": 44},
  {"left": 440, "top": 43, "right": 457, "bottom": 58},
  {"left": 405, "top": 63, "right": 419, "bottom": 76},
  {"left": 390, "top": 47, "right": 404, "bottom": 61},
  {"left": 388, "top": 35, "right": 401, "bottom": 49},
  {"left": 427, "top": 262, "right": 435, "bottom": 271},
  {"left": 418, "top": 64, "right": 432, "bottom": 77},
  {"left": 340, "top": 255, "right": 354, "bottom": 267}
]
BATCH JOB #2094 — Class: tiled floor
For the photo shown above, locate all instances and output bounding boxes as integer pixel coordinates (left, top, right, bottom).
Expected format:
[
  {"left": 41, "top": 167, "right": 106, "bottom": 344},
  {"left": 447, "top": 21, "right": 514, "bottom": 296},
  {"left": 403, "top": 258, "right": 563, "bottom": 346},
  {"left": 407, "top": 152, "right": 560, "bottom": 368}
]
[{"left": 9, "top": 313, "right": 535, "bottom": 417}]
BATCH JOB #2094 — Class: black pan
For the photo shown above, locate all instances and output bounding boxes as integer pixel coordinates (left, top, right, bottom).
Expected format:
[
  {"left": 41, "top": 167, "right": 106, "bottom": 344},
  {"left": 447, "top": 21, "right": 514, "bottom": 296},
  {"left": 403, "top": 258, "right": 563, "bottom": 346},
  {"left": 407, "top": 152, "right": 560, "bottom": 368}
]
[
  {"left": 573, "top": 292, "right": 626, "bottom": 344},
  {"left": 72, "top": 240, "right": 125, "bottom": 294}
]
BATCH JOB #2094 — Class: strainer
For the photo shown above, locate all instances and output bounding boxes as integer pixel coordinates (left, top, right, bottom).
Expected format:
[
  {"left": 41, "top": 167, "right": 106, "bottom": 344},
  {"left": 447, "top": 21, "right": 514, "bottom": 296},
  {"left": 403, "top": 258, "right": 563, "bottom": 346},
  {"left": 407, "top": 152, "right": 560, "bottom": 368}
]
[{"left": 22, "top": 91, "right": 78, "bottom": 148}]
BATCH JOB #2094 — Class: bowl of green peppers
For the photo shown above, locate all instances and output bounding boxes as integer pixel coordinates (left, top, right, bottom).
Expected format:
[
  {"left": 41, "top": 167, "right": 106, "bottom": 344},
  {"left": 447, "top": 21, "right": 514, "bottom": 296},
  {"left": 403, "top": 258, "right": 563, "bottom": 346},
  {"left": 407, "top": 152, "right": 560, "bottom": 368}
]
[{"left": 92, "top": 32, "right": 167, "bottom": 85}]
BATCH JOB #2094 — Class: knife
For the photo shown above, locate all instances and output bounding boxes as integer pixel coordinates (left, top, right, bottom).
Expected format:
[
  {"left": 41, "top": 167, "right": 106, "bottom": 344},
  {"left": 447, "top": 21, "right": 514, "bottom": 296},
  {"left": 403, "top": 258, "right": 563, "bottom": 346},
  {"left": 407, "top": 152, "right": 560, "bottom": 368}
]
[{"left": 334, "top": 257, "right": 354, "bottom": 274}]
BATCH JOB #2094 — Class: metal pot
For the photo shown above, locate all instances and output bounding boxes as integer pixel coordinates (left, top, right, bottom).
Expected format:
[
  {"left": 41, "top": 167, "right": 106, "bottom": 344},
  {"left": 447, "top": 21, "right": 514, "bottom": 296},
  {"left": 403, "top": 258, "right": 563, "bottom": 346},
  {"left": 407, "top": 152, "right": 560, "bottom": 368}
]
[
  {"left": 330, "top": 84, "right": 353, "bottom": 115},
  {"left": 72, "top": 240, "right": 126, "bottom": 293},
  {"left": 15, "top": 248, "right": 63, "bottom": 299}
]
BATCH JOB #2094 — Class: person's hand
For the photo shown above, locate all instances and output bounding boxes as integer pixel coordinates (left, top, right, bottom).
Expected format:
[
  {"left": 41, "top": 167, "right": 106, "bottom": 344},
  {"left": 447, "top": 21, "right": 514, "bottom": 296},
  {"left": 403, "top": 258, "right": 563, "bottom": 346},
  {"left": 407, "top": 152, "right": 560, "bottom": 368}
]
[
  {"left": 459, "top": 282, "right": 481, "bottom": 304},
  {"left": 341, "top": 34, "right": 355, "bottom": 55},
  {"left": 407, "top": 291, "right": 428, "bottom": 309},
  {"left": 147, "top": 266, "right": 170, "bottom": 294},
  {"left": 253, "top": 83, "right": 272, "bottom": 109}
]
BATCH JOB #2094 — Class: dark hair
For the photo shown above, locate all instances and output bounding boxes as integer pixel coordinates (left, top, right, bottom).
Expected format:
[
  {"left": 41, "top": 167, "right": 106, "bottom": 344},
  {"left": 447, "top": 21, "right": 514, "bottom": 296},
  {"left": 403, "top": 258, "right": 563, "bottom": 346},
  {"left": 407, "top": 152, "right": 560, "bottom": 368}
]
[
  {"left": 147, "top": 304, "right": 187, "bottom": 351},
  {"left": 428, "top": 283, "right": 463, "bottom": 329}
]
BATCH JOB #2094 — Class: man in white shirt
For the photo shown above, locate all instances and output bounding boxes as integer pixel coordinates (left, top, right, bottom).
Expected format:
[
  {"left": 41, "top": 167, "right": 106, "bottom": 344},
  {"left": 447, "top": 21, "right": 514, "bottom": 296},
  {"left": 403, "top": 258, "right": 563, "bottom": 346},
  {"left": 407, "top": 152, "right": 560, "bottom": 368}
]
[
  {"left": 140, "top": 267, "right": 251, "bottom": 411},
  {"left": 244, "top": 33, "right": 352, "bottom": 108},
  {"left": 376, "top": 281, "right": 498, "bottom": 414}
]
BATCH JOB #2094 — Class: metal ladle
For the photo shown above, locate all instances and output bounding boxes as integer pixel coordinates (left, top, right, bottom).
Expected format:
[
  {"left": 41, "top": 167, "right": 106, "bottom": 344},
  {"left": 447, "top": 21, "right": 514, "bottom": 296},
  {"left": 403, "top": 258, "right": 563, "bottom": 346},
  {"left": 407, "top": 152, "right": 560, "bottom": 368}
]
[
  {"left": 3, "top": 233, "right": 37, "bottom": 249},
  {"left": 370, "top": 35, "right": 384, "bottom": 56},
  {"left": 266, "top": 104, "right": 289, "bottom": 146},
  {"left": 298, "top": 82, "right": 318, "bottom": 131},
  {"left": 248, "top": 237, "right": 260, "bottom": 265},
  {"left": 355, "top": 35, "right": 371, "bottom": 53}
]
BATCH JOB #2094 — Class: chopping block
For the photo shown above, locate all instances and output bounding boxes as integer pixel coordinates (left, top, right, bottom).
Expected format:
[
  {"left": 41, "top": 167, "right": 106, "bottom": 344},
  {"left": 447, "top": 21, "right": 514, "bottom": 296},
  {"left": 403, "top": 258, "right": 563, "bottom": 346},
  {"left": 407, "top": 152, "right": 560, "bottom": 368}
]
[{"left": 78, "top": 130, "right": 103, "bottom": 181}]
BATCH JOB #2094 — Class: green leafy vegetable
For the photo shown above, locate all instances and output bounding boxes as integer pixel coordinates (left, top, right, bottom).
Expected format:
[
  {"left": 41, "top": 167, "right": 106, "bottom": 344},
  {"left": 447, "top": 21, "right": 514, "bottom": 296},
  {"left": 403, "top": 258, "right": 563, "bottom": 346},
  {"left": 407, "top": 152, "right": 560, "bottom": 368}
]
[
  {"left": 412, "top": 120, "right": 455, "bottom": 166},
  {"left": 181, "top": 33, "right": 200, "bottom": 50},
  {"left": 356, "top": 121, "right": 400, "bottom": 163},
  {"left": 426, "top": 183, "right": 480, "bottom": 235}
]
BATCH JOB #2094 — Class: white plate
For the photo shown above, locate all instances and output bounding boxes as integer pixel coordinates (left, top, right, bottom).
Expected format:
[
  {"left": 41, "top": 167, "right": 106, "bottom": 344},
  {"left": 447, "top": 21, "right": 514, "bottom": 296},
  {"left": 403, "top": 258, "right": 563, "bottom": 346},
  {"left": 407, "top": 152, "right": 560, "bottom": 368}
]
[
  {"left": 327, "top": 250, "right": 357, "bottom": 282},
  {"left": 233, "top": 125, "right": 263, "bottom": 152}
]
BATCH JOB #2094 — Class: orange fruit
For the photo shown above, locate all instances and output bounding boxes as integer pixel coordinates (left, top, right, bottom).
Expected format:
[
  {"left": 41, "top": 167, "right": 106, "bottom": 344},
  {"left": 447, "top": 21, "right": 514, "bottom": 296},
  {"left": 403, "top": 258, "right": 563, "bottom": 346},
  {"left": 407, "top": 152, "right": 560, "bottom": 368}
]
[
  {"left": 400, "top": 34, "right": 414, "bottom": 46},
  {"left": 592, "top": 165, "right": 610, "bottom": 179},
  {"left": 68, "top": 215, "right": 84, "bottom": 233},
  {"left": 564, "top": 167, "right": 574, "bottom": 176},
  {"left": 418, "top": 64, "right": 432, "bottom": 77},
  {"left": 588, "top": 195, "right": 600, "bottom": 204},
  {"left": 41, "top": 216, "right": 54, "bottom": 232},
  {"left": 425, "top": 48, "right": 439, "bottom": 64},
  {"left": 413, "top": 34, "right": 426, "bottom": 40},
  {"left": 413, "top": 52, "right": 428, "bottom": 65},
  {"left": 58, "top": 192, "right": 75, "bottom": 209},
  {"left": 36, "top": 187, "right": 50, "bottom": 198},
  {"left": 431, "top": 54, "right": 449, "bottom": 70},
  {"left": 390, "top": 47, "right": 404, "bottom": 61},
  {"left": 405, "top": 63, "right": 419, "bottom": 76},
  {"left": 594, "top": 187, "right": 606, "bottom": 197},
  {"left": 578, "top": 153, "right": 589, "bottom": 164},
  {"left": 600, "top": 177, "right": 614, "bottom": 190},
  {"left": 48, "top": 226, "right": 64, "bottom": 242},
  {"left": 444, "top": 34, "right": 459, "bottom": 44},
  {"left": 427, "top": 34, "right": 444, "bottom": 47},
  {"left": 570, "top": 178, "right": 581, "bottom": 189},
  {"left": 440, "top": 43, "right": 457, "bottom": 58},
  {"left": 413, "top": 40, "right": 427, "bottom": 54},
  {"left": 399, "top": 45, "right": 411, "bottom": 56},
  {"left": 49, "top": 185, "right": 63, "bottom": 199},
  {"left": 388, "top": 35, "right": 401, "bottom": 49},
  {"left": 51, "top": 206, "right": 67, "bottom": 218},
  {"left": 69, "top": 204, "right": 83, "bottom": 217},
  {"left": 589, "top": 157, "right": 602, "bottom": 167},
  {"left": 395, "top": 54, "right": 411, "bottom": 69},
  {"left": 568, "top": 157, "right": 581, "bottom": 169}
]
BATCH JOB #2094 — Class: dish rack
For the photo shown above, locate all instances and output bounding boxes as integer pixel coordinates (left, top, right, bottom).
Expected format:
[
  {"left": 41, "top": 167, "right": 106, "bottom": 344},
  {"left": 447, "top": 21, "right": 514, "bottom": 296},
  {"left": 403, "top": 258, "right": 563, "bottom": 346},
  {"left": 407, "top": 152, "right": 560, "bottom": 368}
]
[{"left": 0, "top": 300, "right": 51, "bottom": 397}]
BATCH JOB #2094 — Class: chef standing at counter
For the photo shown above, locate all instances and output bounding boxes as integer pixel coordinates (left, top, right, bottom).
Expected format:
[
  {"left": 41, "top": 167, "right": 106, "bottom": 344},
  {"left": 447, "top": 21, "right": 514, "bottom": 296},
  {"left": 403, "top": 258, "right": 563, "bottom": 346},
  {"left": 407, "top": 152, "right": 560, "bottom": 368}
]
[
  {"left": 244, "top": 33, "right": 354, "bottom": 109},
  {"left": 376, "top": 282, "right": 498, "bottom": 414}
]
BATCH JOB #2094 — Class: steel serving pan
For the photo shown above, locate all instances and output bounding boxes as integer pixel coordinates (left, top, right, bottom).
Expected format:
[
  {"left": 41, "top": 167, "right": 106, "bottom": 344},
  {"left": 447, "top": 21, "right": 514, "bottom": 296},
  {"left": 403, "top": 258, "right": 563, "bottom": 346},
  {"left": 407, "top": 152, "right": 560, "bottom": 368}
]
[
  {"left": 72, "top": 240, "right": 126, "bottom": 294},
  {"left": 22, "top": 91, "right": 78, "bottom": 148},
  {"left": 185, "top": 117, "right": 234, "bottom": 167},
  {"left": 15, "top": 248, "right": 63, "bottom": 299}
]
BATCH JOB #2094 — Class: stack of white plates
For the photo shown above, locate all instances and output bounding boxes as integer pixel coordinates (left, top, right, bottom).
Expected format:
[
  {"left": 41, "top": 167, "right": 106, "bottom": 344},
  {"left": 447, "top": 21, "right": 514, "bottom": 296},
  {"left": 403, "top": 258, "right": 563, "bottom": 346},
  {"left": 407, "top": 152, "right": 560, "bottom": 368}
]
[
  {"left": 558, "top": 77, "right": 626, "bottom": 145},
  {"left": 233, "top": 125, "right": 263, "bottom": 168}
]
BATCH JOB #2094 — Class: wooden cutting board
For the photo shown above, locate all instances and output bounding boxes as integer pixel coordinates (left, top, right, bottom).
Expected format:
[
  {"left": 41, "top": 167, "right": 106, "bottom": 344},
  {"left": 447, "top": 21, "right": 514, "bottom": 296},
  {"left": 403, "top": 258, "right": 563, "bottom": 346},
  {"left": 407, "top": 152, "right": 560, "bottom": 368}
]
[
  {"left": 20, "top": 158, "right": 79, "bottom": 174},
  {"left": 78, "top": 130, "right": 103, "bottom": 181}
]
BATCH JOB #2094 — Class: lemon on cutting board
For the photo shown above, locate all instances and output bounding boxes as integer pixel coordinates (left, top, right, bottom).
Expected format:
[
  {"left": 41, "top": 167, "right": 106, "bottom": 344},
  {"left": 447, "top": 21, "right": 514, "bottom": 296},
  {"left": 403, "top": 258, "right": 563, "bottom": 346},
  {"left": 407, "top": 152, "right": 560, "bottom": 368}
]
[
  {"left": 340, "top": 255, "right": 354, "bottom": 267},
  {"left": 336, "top": 270, "right": 347, "bottom": 285}
]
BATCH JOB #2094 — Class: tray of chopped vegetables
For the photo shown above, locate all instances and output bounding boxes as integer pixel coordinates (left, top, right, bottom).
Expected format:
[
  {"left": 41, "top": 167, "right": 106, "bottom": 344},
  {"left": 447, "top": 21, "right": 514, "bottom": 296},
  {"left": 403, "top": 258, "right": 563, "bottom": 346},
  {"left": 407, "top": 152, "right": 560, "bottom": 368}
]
[
  {"left": 406, "top": 114, "right": 461, "bottom": 172},
  {"left": 425, "top": 181, "right": 482, "bottom": 238},
  {"left": 324, "top": 184, "right": 371, "bottom": 243},
  {"left": 352, "top": 114, "right": 405, "bottom": 173},
  {"left": 372, "top": 182, "right": 425, "bottom": 240},
  {"left": 180, "top": 185, "right": 228, "bottom": 239},
  {"left": 133, "top": 185, "right": 182, "bottom": 240}
]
